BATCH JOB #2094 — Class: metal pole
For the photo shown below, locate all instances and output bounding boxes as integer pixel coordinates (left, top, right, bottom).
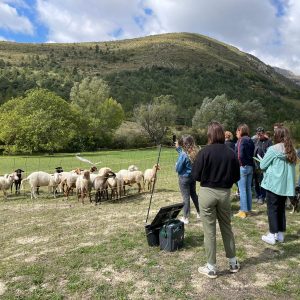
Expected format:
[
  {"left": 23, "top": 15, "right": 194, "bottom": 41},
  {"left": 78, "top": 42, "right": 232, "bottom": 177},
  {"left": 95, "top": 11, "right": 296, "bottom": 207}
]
[{"left": 145, "top": 144, "right": 162, "bottom": 223}]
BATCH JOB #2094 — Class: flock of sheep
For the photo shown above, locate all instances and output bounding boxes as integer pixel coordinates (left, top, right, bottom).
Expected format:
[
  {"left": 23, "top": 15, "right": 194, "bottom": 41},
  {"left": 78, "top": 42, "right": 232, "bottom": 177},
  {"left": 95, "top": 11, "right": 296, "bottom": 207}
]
[{"left": 0, "top": 163, "right": 161, "bottom": 203}]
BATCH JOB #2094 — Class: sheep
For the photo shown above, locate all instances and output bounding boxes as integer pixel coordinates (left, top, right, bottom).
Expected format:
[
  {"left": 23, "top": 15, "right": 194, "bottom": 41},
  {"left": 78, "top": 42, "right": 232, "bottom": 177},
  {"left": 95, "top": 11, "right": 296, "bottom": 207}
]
[
  {"left": 94, "top": 169, "right": 116, "bottom": 204},
  {"left": 0, "top": 173, "right": 19, "bottom": 199},
  {"left": 60, "top": 168, "right": 82, "bottom": 197},
  {"left": 117, "top": 166, "right": 144, "bottom": 194},
  {"left": 75, "top": 170, "right": 92, "bottom": 204},
  {"left": 116, "top": 165, "right": 139, "bottom": 195},
  {"left": 107, "top": 175, "right": 123, "bottom": 200},
  {"left": 10, "top": 168, "right": 24, "bottom": 194},
  {"left": 144, "top": 164, "right": 161, "bottom": 191},
  {"left": 21, "top": 171, "right": 61, "bottom": 200}
]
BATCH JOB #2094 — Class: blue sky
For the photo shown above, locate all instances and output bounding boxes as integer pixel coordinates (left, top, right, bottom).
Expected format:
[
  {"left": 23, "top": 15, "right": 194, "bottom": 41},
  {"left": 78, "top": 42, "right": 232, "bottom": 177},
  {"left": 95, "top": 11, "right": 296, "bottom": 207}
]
[{"left": 0, "top": 0, "right": 300, "bottom": 74}]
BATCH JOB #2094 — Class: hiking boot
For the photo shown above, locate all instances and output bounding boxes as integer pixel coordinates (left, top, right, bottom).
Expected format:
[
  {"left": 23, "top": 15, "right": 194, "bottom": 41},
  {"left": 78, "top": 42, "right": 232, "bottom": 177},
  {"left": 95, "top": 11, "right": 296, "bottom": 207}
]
[
  {"left": 275, "top": 232, "right": 284, "bottom": 243},
  {"left": 196, "top": 213, "right": 201, "bottom": 220},
  {"left": 234, "top": 211, "right": 247, "bottom": 219},
  {"left": 179, "top": 217, "right": 189, "bottom": 225},
  {"left": 229, "top": 260, "right": 240, "bottom": 273},
  {"left": 262, "top": 232, "right": 276, "bottom": 245},
  {"left": 198, "top": 265, "right": 217, "bottom": 279}
]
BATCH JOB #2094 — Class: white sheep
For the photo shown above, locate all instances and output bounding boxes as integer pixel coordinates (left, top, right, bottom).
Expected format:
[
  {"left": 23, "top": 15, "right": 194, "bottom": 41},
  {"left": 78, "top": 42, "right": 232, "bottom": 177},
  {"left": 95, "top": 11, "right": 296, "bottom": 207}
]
[
  {"left": 0, "top": 173, "right": 19, "bottom": 199},
  {"left": 21, "top": 171, "right": 61, "bottom": 200},
  {"left": 116, "top": 165, "right": 139, "bottom": 195},
  {"left": 75, "top": 170, "right": 92, "bottom": 204},
  {"left": 117, "top": 166, "right": 144, "bottom": 193},
  {"left": 144, "top": 164, "right": 161, "bottom": 191}
]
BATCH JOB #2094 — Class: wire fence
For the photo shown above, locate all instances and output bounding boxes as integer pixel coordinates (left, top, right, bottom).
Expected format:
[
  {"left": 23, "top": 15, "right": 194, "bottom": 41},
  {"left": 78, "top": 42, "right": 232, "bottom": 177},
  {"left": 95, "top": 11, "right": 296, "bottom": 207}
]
[{"left": 0, "top": 146, "right": 182, "bottom": 205}]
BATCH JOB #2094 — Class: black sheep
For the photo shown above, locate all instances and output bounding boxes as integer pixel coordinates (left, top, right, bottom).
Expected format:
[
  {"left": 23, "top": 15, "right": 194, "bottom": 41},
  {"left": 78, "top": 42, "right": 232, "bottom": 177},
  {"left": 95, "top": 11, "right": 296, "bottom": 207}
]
[{"left": 11, "top": 169, "right": 24, "bottom": 194}]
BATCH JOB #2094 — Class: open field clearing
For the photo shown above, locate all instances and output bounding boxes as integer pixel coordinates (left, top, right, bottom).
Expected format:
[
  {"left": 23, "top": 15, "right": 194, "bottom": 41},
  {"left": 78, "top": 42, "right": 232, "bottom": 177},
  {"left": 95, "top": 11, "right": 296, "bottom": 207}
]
[{"left": 0, "top": 148, "right": 299, "bottom": 299}]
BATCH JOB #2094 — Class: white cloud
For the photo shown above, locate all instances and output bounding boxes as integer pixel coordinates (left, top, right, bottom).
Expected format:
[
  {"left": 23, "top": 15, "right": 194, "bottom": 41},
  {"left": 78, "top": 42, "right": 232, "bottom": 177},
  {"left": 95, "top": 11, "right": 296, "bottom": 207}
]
[
  {"left": 36, "top": 0, "right": 148, "bottom": 42},
  {"left": 0, "top": 1, "right": 33, "bottom": 34}
]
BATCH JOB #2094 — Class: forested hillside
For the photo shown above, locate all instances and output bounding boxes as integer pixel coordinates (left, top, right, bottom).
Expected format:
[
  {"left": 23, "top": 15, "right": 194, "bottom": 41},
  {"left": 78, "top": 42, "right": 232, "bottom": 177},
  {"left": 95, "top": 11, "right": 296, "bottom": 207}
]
[{"left": 0, "top": 32, "right": 300, "bottom": 130}]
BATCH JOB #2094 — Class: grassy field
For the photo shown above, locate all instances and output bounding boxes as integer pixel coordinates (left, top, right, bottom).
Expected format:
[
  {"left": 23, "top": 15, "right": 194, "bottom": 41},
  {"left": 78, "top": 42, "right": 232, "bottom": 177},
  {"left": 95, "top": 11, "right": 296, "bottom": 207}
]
[{"left": 0, "top": 148, "right": 300, "bottom": 299}]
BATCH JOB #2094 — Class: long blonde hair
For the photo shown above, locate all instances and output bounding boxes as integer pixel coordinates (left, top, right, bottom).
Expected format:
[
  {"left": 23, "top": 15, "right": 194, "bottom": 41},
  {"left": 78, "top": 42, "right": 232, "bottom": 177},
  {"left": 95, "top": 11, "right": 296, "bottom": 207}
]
[{"left": 178, "top": 135, "right": 199, "bottom": 163}]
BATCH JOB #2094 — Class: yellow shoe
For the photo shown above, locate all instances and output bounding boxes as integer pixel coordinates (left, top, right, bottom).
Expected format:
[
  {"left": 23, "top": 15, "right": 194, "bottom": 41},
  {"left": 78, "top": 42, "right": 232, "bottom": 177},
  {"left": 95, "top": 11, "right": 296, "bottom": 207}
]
[{"left": 234, "top": 211, "right": 247, "bottom": 218}]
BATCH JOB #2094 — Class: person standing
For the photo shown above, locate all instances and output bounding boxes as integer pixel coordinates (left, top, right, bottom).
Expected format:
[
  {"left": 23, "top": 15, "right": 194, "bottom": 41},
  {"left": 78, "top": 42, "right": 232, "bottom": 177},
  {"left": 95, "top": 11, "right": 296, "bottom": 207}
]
[
  {"left": 192, "top": 122, "right": 240, "bottom": 279},
  {"left": 260, "top": 126, "right": 296, "bottom": 245},
  {"left": 235, "top": 124, "right": 255, "bottom": 218},
  {"left": 175, "top": 135, "right": 200, "bottom": 224},
  {"left": 253, "top": 127, "right": 272, "bottom": 204},
  {"left": 225, "top": 131, "right": 235, "bottom": 151}
]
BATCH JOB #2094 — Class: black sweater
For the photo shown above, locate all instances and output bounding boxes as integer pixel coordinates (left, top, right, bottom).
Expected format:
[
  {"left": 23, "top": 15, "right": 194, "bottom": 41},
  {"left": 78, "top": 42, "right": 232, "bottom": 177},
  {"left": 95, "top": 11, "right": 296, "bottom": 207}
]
[{"left": 192, "top": 143, "right": 240, "bottom": 188}]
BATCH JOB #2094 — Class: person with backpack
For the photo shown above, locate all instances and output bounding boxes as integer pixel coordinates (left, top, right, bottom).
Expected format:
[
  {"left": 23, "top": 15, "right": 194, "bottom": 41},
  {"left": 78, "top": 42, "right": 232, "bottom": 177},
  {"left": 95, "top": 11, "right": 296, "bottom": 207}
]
[
  {"left": 175, "top": 135, "right": 201, "bottom": 224},
  {"left": 253, "top": 127, "right": 272, "bottom": 204}
]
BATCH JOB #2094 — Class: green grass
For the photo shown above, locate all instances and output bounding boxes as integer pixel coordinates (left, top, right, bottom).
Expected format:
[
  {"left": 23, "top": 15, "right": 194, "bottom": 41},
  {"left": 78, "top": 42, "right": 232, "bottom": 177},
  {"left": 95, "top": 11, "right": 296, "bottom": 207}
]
[{"left": 0, "top": 148, "right": 300, "bottom": 299}]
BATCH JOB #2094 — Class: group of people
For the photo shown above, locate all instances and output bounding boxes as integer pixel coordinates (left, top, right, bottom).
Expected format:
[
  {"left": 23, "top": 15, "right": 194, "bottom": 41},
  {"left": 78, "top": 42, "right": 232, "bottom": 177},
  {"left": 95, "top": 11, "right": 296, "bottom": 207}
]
[{"left": 175, "top": 122, "right": 297, "bottom": 279}]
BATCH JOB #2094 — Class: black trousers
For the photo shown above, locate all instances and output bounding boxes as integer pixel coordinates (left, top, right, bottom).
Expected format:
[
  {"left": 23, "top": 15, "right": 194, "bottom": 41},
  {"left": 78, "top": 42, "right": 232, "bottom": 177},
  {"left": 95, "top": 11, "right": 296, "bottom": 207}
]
[{"left": 266, "top": 190, "right": 286, "bottom": 233}]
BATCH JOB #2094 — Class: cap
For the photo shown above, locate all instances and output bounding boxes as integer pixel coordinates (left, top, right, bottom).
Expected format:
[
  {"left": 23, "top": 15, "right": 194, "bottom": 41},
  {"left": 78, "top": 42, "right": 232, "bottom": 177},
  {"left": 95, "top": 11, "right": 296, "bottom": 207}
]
[{"left": 256, "top": 127, "right": 264, "bottom": 133}]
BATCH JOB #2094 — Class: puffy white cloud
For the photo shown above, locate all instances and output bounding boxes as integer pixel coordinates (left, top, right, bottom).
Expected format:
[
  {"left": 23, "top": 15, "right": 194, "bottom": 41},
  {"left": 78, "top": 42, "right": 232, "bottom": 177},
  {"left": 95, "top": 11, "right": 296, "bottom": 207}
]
[
  {"left": 0, "top": 1, "right": 33, "bottom": 34},
  {"left": 36, "top": 0, "right": 149, "bottom": 42}
]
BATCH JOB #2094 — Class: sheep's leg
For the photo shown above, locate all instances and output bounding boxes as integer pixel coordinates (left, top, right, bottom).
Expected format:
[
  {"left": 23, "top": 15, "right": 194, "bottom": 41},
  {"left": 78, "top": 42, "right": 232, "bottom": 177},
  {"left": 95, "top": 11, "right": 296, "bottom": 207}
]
[
  {"left": 4, "top": 190, "right": 7, "bottom": 200},
  {"left": 137, "top": 183, "right": 141, "bottom": 193}
]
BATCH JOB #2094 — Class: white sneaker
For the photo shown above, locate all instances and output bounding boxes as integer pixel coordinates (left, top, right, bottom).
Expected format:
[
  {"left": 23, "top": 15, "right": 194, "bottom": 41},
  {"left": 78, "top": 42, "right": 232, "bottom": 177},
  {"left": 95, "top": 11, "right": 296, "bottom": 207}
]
[
  {"left": 179, "top": 217, "right": 189, "bottom": 224},
  {"left": 262, "top": 232, "right": 276, "bottom": 245},
  {"left": 198, "top": 264, "right": 217, "bottom": 279},
  {"left": 275, "top": 232, "right": 284, "bottom": 243},
  {"left": 196, "top": 213, "right": 201, "bottom": 219}
]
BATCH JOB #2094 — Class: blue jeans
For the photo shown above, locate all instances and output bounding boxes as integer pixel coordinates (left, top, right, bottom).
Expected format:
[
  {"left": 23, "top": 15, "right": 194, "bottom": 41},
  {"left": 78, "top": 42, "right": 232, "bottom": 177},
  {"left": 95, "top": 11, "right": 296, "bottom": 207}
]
[
  {"left": 178, "top": 175, "right": 200, "bottom": 218},
  {"left": 238, "top": 166, "right": 253, "bottom": 212}
]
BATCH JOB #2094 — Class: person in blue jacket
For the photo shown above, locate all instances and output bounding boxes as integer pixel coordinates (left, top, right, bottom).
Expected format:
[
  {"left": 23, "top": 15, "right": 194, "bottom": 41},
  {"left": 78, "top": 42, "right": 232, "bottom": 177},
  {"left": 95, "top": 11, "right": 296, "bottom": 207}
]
[
  {"left": 260, "top": 126, "right": 296, "bottom": 245},
  {"left": 235, "top": 124, "right": 255, "bottom": 218},
  {"left": 175, "top": 135, "right": 200, "bottom": 224}
]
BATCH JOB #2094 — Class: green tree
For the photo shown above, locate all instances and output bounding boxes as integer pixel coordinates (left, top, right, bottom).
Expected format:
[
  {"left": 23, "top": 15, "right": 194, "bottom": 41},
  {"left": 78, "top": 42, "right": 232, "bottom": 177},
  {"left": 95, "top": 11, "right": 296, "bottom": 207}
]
[
  {"left": 0, "top": 88, "right": 79, "bottom": 153},
  {"left": 134, "top": 95, "right": 177, "bottom": 144},
  {"left": 70, "top": 77, "right": 110, "bottom": 116},
  {"left": 70, "top": 77, "right": 124, "bottom": 148},
  {"left": 192, "top": 94, "right": 266, "bottom": 132},
  {"left": 192, "top": 94, "right": 240, "bottom": 132}
]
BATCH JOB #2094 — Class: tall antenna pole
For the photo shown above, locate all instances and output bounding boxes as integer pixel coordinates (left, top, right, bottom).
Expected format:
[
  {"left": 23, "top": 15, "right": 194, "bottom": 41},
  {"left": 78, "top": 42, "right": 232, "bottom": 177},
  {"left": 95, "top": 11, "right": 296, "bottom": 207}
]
[{"left": 145, "top": 144, "right": 162, "bottom": 223}]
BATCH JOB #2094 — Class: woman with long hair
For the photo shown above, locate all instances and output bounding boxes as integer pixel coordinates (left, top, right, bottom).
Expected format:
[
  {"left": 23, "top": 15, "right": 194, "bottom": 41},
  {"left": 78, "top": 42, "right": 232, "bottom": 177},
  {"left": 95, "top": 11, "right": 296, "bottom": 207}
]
[
  {"left": 192, "top": 122, "right": 240, "bottom": 278},
  {"left": 260, "top": 126, "right": 296, "bottom": 245},
  {"left": 235, "top": 124, "right": 255, "bottom": 218},
  {"left": 175, "top": 135, "right": 200, "bottom": 224}
]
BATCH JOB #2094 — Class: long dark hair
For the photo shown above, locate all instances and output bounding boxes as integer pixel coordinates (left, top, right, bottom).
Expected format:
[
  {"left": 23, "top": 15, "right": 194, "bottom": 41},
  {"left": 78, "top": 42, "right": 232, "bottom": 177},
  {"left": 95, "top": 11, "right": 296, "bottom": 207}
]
[
  {"left": 178, "top": 135, "right": 199, "bottom": 163},
  {"left": 207, "top": 122, "right": 225, "bottom": 144},
  {"left": 274, "top": 126, "right": 297, "bottom": 164}
]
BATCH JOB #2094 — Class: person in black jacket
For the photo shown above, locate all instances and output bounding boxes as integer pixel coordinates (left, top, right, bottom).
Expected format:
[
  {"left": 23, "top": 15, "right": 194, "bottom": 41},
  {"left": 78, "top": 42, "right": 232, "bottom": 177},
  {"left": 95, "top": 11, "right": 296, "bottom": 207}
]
[
  {"left": 253, "top": 127, "right": 272, "bottom": 204},
  {"left": 192, "top": 121, "right": 240, "bottom": 279},
  {"left": 235, "top": 124, "right": 255, "bottom": 218}
]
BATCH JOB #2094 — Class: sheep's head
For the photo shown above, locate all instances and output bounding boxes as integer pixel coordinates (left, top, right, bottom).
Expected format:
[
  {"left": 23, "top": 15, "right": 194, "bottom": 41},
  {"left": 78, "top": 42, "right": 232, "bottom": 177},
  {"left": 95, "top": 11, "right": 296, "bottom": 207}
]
[
  {"left": 10, "top": 173, "right": 19, "bottom": 181},
  {"left": 128, "top": 165, "right": 138, "bottom": 172},
  {"left": 154, "top": 164, "right": 161, "bottom": 171},
  {"left": 83, "top": 170, "right": 90, "bottom": 179},
  {"left": 90, "top": 166, "right": 98, "bottom": 173},
  {"left": 98, "top": 167, "right": 112, "bottom": 176},
  {"left": 73, "top": 168, "right": 83, "bottom": 174},
  {"left": 104, "top": 171, "right": 116, "bottom": 179}
]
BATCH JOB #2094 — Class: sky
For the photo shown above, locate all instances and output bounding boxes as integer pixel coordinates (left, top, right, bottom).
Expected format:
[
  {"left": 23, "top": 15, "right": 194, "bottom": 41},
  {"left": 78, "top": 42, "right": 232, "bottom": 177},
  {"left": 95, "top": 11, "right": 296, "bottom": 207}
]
[{"left": 0, "top": 0, "right": 300, "bottom": 75}]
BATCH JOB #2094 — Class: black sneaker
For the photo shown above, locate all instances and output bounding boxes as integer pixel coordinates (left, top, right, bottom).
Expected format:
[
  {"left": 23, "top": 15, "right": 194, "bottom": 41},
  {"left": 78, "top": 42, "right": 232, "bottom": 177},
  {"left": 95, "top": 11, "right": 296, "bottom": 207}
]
[{"left": 229, "top": 261, "right": 240, "bottom": 273}]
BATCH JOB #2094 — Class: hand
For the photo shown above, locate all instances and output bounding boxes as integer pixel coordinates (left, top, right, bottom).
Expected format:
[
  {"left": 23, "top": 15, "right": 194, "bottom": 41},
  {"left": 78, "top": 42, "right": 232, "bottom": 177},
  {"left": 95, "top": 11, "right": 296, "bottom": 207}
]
[{"left": 175, "top": 140, "right": 179, "bottom": 148}]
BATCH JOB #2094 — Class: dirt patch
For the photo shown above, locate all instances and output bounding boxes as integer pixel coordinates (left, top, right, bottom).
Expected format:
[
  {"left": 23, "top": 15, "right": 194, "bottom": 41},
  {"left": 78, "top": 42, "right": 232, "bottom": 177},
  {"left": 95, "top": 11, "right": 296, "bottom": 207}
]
[
  {"left": 15, "top": 236, "right": 49, "bottom": 245},
  {"left": 0, "top": 281, "right": 7, "bottom": 296}
]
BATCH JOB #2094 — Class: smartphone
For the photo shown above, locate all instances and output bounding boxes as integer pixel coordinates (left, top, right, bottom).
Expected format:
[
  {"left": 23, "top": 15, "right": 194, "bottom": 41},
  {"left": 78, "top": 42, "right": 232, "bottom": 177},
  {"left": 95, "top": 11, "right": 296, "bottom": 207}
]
[{"left": 172, "top": 134, "right": 177, "bottom": 144}]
